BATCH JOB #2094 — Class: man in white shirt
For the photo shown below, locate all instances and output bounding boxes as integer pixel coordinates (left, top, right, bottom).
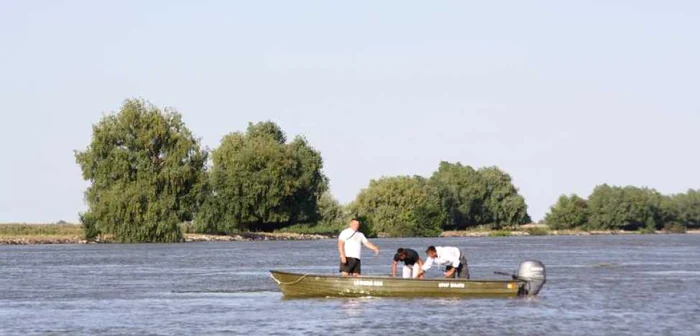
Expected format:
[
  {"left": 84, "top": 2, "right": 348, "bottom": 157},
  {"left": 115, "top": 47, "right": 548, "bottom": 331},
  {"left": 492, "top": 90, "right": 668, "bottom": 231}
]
[
  {"left": 338, "top": 219, "right": 380, "bottom": 277},
  {"left": 417, "top": 246, "right": 469, "bottom": 279}
]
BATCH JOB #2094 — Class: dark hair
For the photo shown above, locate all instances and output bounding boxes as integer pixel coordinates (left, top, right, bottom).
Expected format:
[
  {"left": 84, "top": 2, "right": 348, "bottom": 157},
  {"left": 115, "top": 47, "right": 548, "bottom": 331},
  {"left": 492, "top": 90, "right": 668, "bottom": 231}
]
[
  {"left": 396, "top": 248, "right": 404, "bottom": 254},
  {"left": 426, "top": 246, "right": 436, "bottom": 253}
]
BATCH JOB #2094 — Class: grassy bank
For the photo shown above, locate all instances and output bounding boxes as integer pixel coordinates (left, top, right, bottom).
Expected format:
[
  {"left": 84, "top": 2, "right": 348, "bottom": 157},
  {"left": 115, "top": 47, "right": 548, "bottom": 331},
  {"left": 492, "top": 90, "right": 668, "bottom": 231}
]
[
  {"left": 0, "top": 223, "right": 85, "bottom": 245},
  {"left": 441, "top": 224, "right": 698, "bottom": 237},
  {"left": 0, "top": 223, "right": 332, "bottom": 245},
  {"left": 0, "top": 223, "right": 83, "bottom": 236},
  {"left": 1, "top": 223, "right": 696, "bottom": 245}
]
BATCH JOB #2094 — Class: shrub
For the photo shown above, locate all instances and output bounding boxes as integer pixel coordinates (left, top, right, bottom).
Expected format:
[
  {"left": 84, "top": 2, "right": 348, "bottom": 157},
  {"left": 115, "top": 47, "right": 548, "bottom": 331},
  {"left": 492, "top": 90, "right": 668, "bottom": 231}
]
[
  {"left": 663, "top": 222, "right": 687, "bottom": 234},
  {"left": 489, "top": 230, "right": 512, "bottom": 237},
  {"left": 525, "top": 227, "right": 550, "bottom": 236}
]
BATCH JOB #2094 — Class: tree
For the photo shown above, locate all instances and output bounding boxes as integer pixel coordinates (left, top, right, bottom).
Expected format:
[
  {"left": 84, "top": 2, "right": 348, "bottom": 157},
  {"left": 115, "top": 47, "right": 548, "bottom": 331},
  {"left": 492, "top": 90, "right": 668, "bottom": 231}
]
[
  {"left": 75, "top": 99, "right": 208, "bottom": 242},
  {"left": 196, "top": 121, "right": 327, "bottom": 233},
  {"left": 587, "top": 184, "right": 668, "bottom": 230},
  {"left": 671, "top": 189, "right": 700, "bottom": 228},
  {"left": 476, "top": 166, "right": 531, "bottom": 228},
  {"left": 349, "top": 176, "right": 444, "bottom": 237},
  {"left": 316, "top": 192, "right": 346, "bottom": 230},
  {"left": 430, "top": 162, "right": 485, "bottom": 230},
  {"left": 544, "top": 194, "right": 588, "bottom": 230},
  {"left": 429, "top": 162, "right": 530, "bottom": 230}
]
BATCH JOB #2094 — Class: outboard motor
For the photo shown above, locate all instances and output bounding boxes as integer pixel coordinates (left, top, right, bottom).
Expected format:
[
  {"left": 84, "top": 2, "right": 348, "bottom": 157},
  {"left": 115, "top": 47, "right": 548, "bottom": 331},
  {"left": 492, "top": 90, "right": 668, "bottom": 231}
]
[{"left": 517, "top": 260, "right": 546, "bottom": 296}]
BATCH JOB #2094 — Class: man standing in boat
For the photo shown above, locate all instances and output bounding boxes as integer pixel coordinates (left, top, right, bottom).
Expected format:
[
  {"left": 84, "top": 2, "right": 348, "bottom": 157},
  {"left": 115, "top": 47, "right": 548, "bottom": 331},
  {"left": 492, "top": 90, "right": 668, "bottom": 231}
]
[
  {"left": 392, "top": 248, "right": 424, "bottom": 278},
  {"left": 338, "top": 219, "right": 380, "bottom": 277},
  {"left": 417, "top": 246, "right": 470, "bottom": 279}
]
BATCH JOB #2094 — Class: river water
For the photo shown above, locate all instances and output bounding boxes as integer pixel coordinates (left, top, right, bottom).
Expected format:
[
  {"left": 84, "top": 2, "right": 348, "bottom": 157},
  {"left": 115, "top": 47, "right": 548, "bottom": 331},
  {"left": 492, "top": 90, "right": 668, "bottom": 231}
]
[{"left": 1, "top": 235, "right": 699, "bottom": 335}]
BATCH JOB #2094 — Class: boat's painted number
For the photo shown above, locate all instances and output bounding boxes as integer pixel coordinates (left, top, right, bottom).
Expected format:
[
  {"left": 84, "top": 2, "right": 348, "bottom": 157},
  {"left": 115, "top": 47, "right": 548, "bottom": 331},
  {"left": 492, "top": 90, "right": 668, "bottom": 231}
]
[
  {"left": 438, "top": 282, "right": 465, "bottom": 288},
  {"left": 353, "top": 280, "right": 384, "bottom": 287}
]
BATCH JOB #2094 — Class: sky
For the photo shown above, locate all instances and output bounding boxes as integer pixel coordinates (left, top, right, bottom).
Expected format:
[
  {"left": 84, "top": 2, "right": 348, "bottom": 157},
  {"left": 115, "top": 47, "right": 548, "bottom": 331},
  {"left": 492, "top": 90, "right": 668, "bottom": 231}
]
[{"left": 1, "top": 0, "right": 699, "bottom": 223}]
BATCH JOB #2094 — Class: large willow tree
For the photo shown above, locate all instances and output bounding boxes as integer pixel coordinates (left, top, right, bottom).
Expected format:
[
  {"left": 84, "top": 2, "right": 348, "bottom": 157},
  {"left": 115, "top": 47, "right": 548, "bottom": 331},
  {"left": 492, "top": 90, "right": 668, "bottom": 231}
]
[
  {"left": 195, "top": 121, "right": 327, "bottom": 233},
  {"left": 431, "top": 162, "right": 530, "bottom": 229},
  {"left": 544, "top": 194, "right": 589, "bottom": 230},
  {"left": 75, "top": 99, "right": 208, "bottom": 242},
  {"left": 349, "top": 176, "right": 444, "bottom": 237}
]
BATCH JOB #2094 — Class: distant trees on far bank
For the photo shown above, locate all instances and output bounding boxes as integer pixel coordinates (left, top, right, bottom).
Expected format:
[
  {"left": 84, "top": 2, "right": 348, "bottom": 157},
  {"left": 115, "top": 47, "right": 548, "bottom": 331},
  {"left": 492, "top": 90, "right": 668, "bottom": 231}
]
[
  {"left": 346, "top": 163, "right": 531, "bottom": 237},
  {"left": 194, "top": 121, "right": 327, "bottom": 234},
  {"left": 545, "top": 186, "right": 699, "bottom": 232},
  {"left": 74, "top": 99, "right": 208, "bottom": 242},
  {"left": 75, "top": 98, "right": 699, "bottom": 242},
  {"left": 75, "top": 99, "right": 531, "bottom": 241}
]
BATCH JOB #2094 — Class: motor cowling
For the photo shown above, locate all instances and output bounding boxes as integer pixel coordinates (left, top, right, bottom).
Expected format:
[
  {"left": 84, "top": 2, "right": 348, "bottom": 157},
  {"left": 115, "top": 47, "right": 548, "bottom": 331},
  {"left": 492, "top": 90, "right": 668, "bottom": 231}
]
[{"left": 517, "top": 260, "right": 546, "bottom": 296}]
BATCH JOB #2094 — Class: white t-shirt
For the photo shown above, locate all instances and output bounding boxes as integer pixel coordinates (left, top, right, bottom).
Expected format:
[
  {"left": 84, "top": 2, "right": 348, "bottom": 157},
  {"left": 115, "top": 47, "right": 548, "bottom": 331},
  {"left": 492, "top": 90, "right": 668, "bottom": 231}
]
[
  {"left": 338, "top": 228, "right": 368, "bottom": 259},
  {"left": 421, "top": 246, "right": 462, "bottom": 271}
]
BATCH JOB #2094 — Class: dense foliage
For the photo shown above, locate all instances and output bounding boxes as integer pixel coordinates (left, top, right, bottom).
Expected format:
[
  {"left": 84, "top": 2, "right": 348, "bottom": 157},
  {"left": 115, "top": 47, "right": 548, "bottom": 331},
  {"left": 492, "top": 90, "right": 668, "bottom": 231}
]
[
  {"left": 544, "top": 185, "right": 696, "bottom": 231},
  {"left": 195, "top": 122, "right": 327, "bottom": 233},
  {"left": 75, "top": 99, "right": 208, "bottom": 242},
  {"left": 76, "top": 99, "right": 699, "bottom": 241},
  {"left": 671, "top": 189, "right": 700, "bottom": 228},
  {"left": 349, "top": 176, "right": 444, "bottom": 237},
  {"left": 431, "top": 162, "right": 530, "bottom": 230},
  {"left": 544, "top": 194, "right": 588, "bottom": 230}
]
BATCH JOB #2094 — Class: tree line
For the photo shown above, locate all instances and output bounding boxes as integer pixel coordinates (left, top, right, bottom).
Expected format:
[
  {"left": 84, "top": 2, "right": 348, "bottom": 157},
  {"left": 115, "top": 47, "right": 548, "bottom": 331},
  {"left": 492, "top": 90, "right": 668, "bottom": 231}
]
[
  {"left": 75, "top": 99, "right": 531, "bottom": 242},
  {"left": 544, "top": 186, "right": 699, "bottom": 232},
  {"left": 75, "top": 99, "right": 698, "bottom": 242}
]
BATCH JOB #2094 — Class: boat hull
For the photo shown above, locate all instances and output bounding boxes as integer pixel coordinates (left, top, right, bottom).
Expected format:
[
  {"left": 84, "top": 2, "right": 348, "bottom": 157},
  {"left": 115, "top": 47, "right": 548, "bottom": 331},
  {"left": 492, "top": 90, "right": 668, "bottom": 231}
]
[{"left": 269, "top": 270, "right": 523, "bottom": 298}]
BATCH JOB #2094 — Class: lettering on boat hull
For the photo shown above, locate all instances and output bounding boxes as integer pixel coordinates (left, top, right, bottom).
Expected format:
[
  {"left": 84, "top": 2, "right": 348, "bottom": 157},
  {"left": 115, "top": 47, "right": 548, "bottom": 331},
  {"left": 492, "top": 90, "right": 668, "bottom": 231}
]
[
  {"left": 353, "top": 280, "right": 384, "bottom": 287},
  {"left": 438, "top": 282, "right": 465, "bottom": 288}
]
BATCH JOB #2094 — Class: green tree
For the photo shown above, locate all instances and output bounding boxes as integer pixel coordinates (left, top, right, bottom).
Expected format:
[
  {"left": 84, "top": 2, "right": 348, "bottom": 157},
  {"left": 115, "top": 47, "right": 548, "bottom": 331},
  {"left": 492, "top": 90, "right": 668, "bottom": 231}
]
[
  {"left": 430, "top": 162, "right": 486, "bottom": 230},
  {"left": 196, "top": 121, "right": 327, "bottom": 233},
  {"left": 316, "top": 191, "right": 346, "bottom": 230},
  {"left": 671, "top": 189, "right": 700, "bottom": 228},
  {"left": 587, "top": 184, "right": 668, "bottom": 230},
  {"left": 544, "top": 194, "right": 589, "bottom": 230},
  {"left": 349, "top": 176, "right": 444, "bottom": 237},
  {"left": 476, "top": 166, "right": 531, "bottom": 228},
  {"left": 75, "top": 99, "right": 208, "bottom": 242},
  {"left": 429, "top": 162, "right": 530, "bottom": 230}
]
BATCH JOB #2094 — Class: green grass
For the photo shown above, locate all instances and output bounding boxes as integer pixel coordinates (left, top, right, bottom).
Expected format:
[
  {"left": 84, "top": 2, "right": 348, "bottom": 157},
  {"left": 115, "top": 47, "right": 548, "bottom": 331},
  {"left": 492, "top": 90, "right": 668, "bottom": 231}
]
[
  {"left": 275, "top": 223, "right": 342, "bottom": 235},
  {"left": 0, "top": 223, "right": 83, "bottom": 237},
  {"left": 489, "top": 230, "right": 513, "bottom": 237},
  {"left": 639, "top": 227, "right": 656, "bottom": 234},
  {"left": 525, "top": 227, "right": 551, "bottom": 236},
  {"left": 664, "top": 222, "right": 687, "bottom": 234}
]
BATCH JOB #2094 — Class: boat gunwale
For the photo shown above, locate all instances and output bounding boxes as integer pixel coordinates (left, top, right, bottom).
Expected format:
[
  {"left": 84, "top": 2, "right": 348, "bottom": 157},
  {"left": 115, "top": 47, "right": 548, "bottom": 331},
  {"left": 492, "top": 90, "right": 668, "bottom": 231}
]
[{"left": 270, "top": 270, "right": 525, "bottom": 284}]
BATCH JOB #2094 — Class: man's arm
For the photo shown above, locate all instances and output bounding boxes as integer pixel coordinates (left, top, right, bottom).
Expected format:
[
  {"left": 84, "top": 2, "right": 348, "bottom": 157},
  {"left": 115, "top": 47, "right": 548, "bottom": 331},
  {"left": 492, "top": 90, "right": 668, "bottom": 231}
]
[
  {"left": 417, "top": 258, "right": 424, "bottom": 279},
  {"left": 338, "top": 239, "right": 346, "bottom": 264},
  {"left": 418, "top": 257, "right": 433, "bottom": 277},
  {"left": 363, "top": 239, "right": 380, "bottom": 254},
  {"left": 391, "top": 260, "right": 398, "bottom": 277}
]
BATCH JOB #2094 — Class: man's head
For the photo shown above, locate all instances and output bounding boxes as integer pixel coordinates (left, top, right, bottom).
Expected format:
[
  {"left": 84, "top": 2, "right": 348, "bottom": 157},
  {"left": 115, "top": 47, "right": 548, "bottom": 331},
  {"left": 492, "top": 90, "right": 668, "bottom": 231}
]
[
  {"left": 426, "top": 246, "right": 437, "bottom": 258},
  {"left": 349, "top": 218, "right": 360, "bottom": 231},
  {"left": 396, "top": 248, "right": 406, "bottom": 260}
]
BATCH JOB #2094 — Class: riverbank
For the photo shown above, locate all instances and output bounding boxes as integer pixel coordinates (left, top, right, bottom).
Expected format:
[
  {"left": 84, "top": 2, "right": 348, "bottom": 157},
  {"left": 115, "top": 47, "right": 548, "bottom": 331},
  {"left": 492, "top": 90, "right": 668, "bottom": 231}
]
[
  {"left": 0, "top": 223, "right": 334, "bottom": 245},
  {"left": 1, "top": 223, "right": 697, "bottom": 245}
]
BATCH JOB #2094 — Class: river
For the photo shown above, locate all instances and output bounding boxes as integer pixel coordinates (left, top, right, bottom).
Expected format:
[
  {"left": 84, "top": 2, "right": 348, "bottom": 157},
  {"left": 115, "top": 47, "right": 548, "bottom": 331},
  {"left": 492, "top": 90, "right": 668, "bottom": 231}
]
[{"left": 1, "top": 235, "right": 699, "bottom": 335}]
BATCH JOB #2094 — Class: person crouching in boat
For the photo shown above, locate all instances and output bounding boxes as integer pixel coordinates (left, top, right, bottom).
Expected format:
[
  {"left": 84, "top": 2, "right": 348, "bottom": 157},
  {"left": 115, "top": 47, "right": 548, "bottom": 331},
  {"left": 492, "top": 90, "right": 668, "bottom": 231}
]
[
  {"left": 338, "top": 219, "right": 380, "bottom": 277},
  {"left": 417, "top": 246, "right": 470, "bottom": 279},
  {"left": 392, "top": 248, "right": 424, "bottom": 278}
]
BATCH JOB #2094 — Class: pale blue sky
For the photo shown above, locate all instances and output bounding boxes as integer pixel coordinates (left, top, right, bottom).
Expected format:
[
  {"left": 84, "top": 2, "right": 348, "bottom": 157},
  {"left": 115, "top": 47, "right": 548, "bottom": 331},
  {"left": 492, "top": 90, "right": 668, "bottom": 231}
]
[{"left": 1, "top": 1, "right": 698, "bottom": 223}]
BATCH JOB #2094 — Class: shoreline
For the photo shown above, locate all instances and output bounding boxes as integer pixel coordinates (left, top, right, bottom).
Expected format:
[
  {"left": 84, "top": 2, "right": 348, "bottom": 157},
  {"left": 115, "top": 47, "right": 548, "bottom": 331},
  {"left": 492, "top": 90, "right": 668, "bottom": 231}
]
[
  {"left": 0, "top": 232, "right": 334, "bottom": 245},
  {"left": 0, "top": 229, "right": 698, "bottom": 245}
]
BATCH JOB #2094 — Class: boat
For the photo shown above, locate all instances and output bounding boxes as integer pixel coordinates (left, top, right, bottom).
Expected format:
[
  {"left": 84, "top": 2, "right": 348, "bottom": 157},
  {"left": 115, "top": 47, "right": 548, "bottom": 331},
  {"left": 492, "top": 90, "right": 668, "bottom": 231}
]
[{"left": 270, "top": 260, "right": 546, "bottom": 298}]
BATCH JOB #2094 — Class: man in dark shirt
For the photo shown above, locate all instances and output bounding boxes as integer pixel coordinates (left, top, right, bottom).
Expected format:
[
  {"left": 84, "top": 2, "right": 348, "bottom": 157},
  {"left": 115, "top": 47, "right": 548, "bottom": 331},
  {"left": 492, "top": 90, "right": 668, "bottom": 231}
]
[{"left": 392, "top": 248, "right": 424, "bottom": 278}]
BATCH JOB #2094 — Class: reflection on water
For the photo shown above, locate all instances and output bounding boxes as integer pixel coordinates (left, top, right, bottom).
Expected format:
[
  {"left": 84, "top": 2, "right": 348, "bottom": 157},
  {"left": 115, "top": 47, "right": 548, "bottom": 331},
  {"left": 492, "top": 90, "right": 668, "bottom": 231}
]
[
  {"left": 341, "top": 298, "right": 370, "bottom": 317},
  {"left": 0, "top": 235, "right": 699, "bottom": 335}
]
